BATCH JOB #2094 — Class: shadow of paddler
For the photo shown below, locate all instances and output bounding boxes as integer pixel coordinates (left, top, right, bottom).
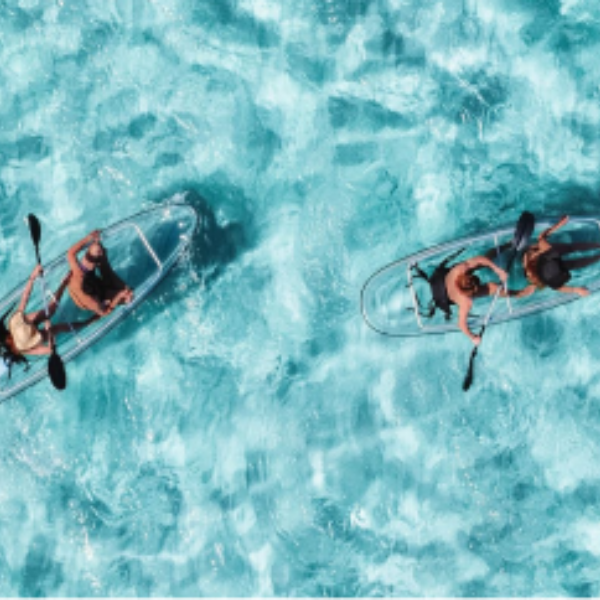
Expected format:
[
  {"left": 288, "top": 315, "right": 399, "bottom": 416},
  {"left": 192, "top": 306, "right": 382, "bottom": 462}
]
[
  {"left": 100, "top": 185, "right": 255, "bottom": 344},
  {"left": 180, "top": 188, "right": 254, "bottom": 287}
]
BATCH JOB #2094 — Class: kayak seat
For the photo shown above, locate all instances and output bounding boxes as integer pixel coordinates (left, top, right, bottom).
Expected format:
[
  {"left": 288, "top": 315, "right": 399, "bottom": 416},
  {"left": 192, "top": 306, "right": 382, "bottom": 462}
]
[{"left": 410, "top": 247, "right": 466, "bottom": 321}]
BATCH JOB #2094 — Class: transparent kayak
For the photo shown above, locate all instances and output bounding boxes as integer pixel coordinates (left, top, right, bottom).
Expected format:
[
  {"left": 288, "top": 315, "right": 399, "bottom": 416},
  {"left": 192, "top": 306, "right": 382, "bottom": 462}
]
[
  {"left": 0, "top": 202, "right": 198, "bottom": 402},
  {"left": 361, "top": 216, "right": 600, "bottom": 337}
]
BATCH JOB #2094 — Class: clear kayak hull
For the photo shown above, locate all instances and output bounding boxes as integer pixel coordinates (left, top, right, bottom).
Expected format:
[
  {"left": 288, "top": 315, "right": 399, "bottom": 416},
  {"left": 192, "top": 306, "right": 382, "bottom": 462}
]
[
  {"left": 361, "top": 216, "right": 600, "bottom": 337},
  {"left": 0, "top": 202, "right": 198, "bottom": 402}
]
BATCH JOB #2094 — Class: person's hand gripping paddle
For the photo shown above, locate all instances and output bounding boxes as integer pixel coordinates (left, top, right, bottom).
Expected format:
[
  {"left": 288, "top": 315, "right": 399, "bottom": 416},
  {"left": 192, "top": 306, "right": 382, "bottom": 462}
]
[
  {"left": 27, "top": 214, "right": 67, "bottom": 391},
  {"left": 462, "top": 211, "right": 535, "bottom": 391}
]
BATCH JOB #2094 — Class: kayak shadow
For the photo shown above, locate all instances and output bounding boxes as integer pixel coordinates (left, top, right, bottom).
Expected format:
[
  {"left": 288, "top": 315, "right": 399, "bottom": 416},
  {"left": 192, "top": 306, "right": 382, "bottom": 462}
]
[
  {"left": 101, "top": 184, "right": 255, "bottom": 341},
  {"left": 178, "top": 186, "right": 256, "bottom": 287},
  {"left": 141, "top": 183, "right": 255, "bottom": 277},
  {"left": 542, "top": 183, "right": 600, "bottom": 216}
]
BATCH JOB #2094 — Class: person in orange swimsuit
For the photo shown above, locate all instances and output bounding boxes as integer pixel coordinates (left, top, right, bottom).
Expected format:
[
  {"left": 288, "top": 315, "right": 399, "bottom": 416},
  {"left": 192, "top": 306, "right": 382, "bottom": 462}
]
[{"left": 66, "top": 230, "right": 133, "bottom": 317}]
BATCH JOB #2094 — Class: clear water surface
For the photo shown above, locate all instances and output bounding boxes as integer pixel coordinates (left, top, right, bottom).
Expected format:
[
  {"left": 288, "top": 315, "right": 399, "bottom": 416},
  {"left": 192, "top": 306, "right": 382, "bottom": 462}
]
[{"left": 1, "top": 0, "right": 600, "bottom": 596}]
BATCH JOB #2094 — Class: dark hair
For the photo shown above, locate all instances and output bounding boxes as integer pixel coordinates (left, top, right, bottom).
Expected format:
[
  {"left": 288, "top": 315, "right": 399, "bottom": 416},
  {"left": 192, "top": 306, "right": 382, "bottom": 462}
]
[
  {"left": 456, "top": 273, "right": 481, "bottom": 295},
  {"left": 82, "top": 272, "right": 105, "bottom": 300},
  {"left": 0, "top": 304, "right": 29, "bottom": 378},
  {"left": 84, "top": 252, "right": 103, "bottom": 265},
  {"left": 86, "top": 242, "right": 105, "bottom": 262}
]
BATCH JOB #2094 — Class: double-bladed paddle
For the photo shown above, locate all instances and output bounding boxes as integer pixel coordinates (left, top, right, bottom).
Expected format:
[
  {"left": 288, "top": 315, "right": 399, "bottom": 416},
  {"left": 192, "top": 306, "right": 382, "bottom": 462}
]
[
  {"left": 462, "top": 211, "right": 535, "bottom": 391},
  {"left": 27, "top": 214, "right": 67, "bottom": 391}
]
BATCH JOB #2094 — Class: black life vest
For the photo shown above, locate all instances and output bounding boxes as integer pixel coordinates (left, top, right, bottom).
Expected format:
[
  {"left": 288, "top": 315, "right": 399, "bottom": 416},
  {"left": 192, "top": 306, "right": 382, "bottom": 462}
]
[
  {"left": 411, "top": 247, "right": 465, "bottom": 320},
  {"left": 429, "top": 264, "right": 454, "bottom": 318},
  {"left": 537, "top": 248, "right": 571, "bottom": 289}
]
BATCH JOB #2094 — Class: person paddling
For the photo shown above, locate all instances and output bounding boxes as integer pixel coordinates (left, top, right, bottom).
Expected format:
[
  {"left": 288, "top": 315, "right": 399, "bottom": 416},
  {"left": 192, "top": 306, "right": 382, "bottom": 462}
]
[
  {"left": 444, "top": 256, "right": 513, "bottom": 345},
  {"left": 413, "top": 252, "right": 524, "bottom": 345},
  {"left": 1, "top": 266, "right": 97, "bottom": 363},
  {"left": 412, "top": 251, "right": 528, "bottom": 345},
  {"left": 518, "top": 215, "right": 600, "bottom": 297},
  {"left": 67, "top": 230, "right": 133, "bottom": 317}
]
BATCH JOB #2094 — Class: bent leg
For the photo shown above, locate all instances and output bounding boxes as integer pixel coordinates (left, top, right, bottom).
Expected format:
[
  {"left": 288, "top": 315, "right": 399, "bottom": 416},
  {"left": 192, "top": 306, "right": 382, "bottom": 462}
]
[
  {"left": 505, "top": 284, "right": 536, "bottom": 298},
  {"left": 553, "top": 242, "right": 600, "bottom": 271},
  {"left": 50, "top": 315, "right": 99, "bottom": 337},
  {"left": 553, "top": 241, "right": 600, "bottom": 257},
  {"left": 103, "top": 286, "right": 132, "bottom": 306},
  {"left": 51, "top": 272, "right": 72, "bottom": 306},
  {"left": 26, "top": 309, "right": 48, "bottom": 326},
  {"left": 101, "top": 285, "right": 122, "bottom": 303},
  {"left": 562, "top": 255, "right": 600, "bottom": 271},
  {"left": 30, "top": 272, "right": 73, "bottom": 325},
  {"left": 553, "top": 242, "right": 600, "bottom": 255},
  {"left": 44, "top": 272, "right": 72, "bottom": 317}
]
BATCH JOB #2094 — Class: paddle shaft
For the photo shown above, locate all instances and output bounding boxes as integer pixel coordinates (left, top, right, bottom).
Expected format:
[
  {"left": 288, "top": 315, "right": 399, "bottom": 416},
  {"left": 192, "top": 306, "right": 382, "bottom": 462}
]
[
  {"left": 476, "top": 247, "right": 520, "bottom": 337},
  {"left": 462, "top": 211, "right": 535, "bottom": 392},
  {"left": 28, "top": 216, "right": 54, "bottom": 342},
  {"left": 37, "top": 270, "right": 52, "bottom": 320},
  {"left": 26, "top": 214, "right": 67, "bottom": 390},
  {"left": 466, "top": 247, "right": 520, "bottom": 373},
  {"left": 36, "top": 262, "right": 59, "bottom": 354}
]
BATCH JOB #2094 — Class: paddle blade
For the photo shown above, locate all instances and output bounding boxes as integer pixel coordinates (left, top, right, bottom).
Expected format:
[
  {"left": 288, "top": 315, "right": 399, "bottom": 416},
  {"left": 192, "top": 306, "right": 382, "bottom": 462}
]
[
  {"left": 48, "top": 352, "right": 67, "bottom": 391},
  {"left": 462, "top": 346, "right": 478, "bottom": 391},
  {"left": 27, "top": 214, "right": 42, "bottom": 247},
  {"left": 513, "top": 211, "right": 535, "bottom": 252}
]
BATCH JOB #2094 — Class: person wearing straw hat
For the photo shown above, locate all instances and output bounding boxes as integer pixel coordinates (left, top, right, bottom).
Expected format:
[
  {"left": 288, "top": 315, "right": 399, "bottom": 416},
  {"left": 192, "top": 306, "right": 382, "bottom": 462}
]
[{"left": 0, "top": 265, "right": 96, "bottom": 364}]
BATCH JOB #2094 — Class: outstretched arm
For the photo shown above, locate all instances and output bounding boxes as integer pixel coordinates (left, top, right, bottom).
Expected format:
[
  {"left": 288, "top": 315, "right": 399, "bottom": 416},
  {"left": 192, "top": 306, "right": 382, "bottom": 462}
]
[
  {"left": 457, "top": 299, "right": 480, "bottom": 345},
  {"left": 17, "top": 265, "right": 43, "bottom": 314},
  {"left": 464, "top": 256, "right": 508, "bottom": 283},
  {"left": 499, "top": 284, "right": 537, "bottom": 298},
  {"left": 539, "top": 215, "right": 569, "bottom": 241},
  {"left": 557, "top": 285, "right": 589, "bottom": 297}
]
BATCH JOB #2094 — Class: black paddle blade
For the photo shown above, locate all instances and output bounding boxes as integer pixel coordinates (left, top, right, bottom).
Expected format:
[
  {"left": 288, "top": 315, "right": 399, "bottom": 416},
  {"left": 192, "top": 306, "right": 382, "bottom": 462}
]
[
  {"left": 27, "top": 213, "right": 43, "bottom": 265},
  {"left": 462, "top": 346, "right": 478, "bottom": 391},
  {"left": 48, "top": 352, "right": 67, "bottom": 391},
  {"left": 462, "top": 212, "right": 534, "bottom": 392},
  {"left": 27, "top": 214, "right": 42, "bottom": 247},
  {"left": 513, "top": 211, "right": 535, "bottom": 252}
]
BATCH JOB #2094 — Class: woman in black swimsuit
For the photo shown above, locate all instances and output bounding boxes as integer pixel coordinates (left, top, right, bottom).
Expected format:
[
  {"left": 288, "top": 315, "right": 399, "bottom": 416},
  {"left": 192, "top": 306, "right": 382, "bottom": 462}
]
[
  {"left": 67, "top": 230, "right": 133, "bottom": 316},
  {"left": 520, "top": 216, "right": 600, "bottom": 296}
]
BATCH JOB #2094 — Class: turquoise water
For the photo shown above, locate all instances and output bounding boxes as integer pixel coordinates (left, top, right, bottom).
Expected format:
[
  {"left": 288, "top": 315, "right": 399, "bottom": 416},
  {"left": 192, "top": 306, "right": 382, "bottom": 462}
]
[{"left": 1, "top": 0, "right": 600, "bottom": 595}]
